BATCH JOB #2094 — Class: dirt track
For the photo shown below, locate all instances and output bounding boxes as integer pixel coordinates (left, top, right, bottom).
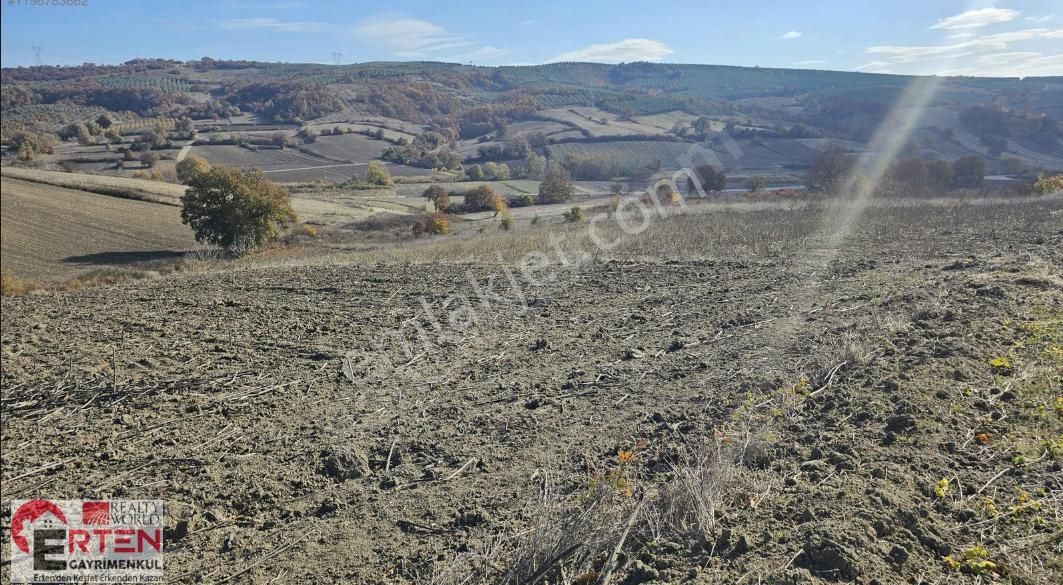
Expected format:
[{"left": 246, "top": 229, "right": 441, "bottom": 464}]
[{"left": 2, "top": 198, "right": 1062, "bottom": 583}]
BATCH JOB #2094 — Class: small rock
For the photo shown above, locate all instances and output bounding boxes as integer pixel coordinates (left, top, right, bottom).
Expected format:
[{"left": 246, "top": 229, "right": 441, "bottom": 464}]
[
  {"left": 318, "top": 447, "right": 371, "bottom": 480},
  {"left": 885, "top": 414, "right": 917, "bottom": 433},
  {"left": 888, "top": 543, "right": 909, "bottom": 565},
  {"left": 622, "top": 348, "right": 645, "bottom": 360},
  {"left": 627, "top": 560, "right": 659, "bottom": 583}
]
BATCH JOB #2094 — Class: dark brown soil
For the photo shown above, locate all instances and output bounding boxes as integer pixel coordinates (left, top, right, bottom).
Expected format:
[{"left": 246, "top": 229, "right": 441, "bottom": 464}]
[{"left": 2, "top": 198, "right": 1061, "bottom": 584}]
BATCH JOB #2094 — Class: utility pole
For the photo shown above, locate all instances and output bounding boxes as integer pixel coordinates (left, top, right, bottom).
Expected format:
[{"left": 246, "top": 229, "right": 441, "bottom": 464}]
[{"left": 31, "top": 46, "right": 42, "bottom": 66}]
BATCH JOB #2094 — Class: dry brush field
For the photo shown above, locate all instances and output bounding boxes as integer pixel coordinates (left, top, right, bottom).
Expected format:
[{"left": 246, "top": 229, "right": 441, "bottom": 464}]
[{"left": 1, "top": 196, "right": 1062, "bottom": 583}]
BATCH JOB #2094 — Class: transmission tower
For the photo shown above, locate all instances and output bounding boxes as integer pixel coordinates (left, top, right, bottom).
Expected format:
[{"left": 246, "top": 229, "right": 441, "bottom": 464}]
[
  {"left": 31, "top": 46, "right": 43, "bottom": 66},
  {"left": 331, "top": 51, "right": 343, "bottom": 65}
]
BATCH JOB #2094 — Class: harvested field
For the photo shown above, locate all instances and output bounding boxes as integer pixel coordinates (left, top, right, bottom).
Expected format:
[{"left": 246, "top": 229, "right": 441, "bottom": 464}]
[
  {"left": 1, "top": 167, "right": 186, "bottom": 205},
  {"left": 0, "top": 177, "right": 196, "bottom": 279},
  {"left": 192, "top": 144, "right": 430, "bottom": 183},
  {"left": 299, "top": 133, "right": 390, "bottom": 163},
  {"left": 539, "top": 107, "right": 670, "bottom": 138},
  {"left": 2, "top": 196, "right": 1061, "bottom": 583}
]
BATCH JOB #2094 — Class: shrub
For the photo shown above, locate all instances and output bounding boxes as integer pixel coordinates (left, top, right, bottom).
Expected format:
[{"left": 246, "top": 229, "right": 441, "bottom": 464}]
[
  {"left": 642, "top": 184, "right": 679, "bottom": 207},
  {"left": 509, "top": 194, "right": 536, "bottom": 208},
  {"left": 746, "top": 176, "right": 767, "bottom": 192},
  {"left": 500, "top": 213, "right": 513, "bottom": 231},
  {"left": 366, "top": 162, "right": 394, "bottom": 187},
  {"left": 412, "top": 212, "right": 449, "bottom": 236},
  {"left": 1, "top": 271, "right": 30, "bottom": 296},
  {"left": 1033, "top": 173, "right": 1063, "bottom": 194},
  {"left": 140, "top": 151, "right": 160, "bottom": 168},
  {"left": 563, "top": 206, "right": 584, "bottom": 223},
  {"left": 180, "top": 167, "right": 296, "bottom": 252}
]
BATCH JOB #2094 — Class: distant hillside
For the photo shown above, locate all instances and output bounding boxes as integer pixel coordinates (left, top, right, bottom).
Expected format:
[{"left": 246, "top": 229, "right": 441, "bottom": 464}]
[{"left": 3, "top": 58, "right": 1061, "bottom": 174}]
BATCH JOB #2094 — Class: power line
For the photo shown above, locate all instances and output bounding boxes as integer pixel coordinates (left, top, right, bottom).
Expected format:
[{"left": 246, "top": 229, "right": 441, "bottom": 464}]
[{"left": 31, "top": 46, "right": 42, "bottom": 66}]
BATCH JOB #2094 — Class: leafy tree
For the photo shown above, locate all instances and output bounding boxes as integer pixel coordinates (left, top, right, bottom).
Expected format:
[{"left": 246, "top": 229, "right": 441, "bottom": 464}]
[
  {"left": 538, "top": 161, "right": 574, "bottom": 204},
  {"left": 270, "top": 132, "right": 288, "bottom": 149},
  {"left": 10, "top": 131, "right": 58, "bottom": 161},
  {"left": 926, "top": 159, "right": 953, "bottom": 192},
  {"left": 140, "top": 151, "right": 160, "bottom": 168},
  {"left": 180, "top": 167, "right": 296, "bottom": 252},
  {"left": 505, "top": 135, "right": 531, "bottom": 159},
  {"left": 484, "top": 162, "right": 511, "bottom": 180},
  {"left": 746, "top": 176, "right": 767, "bottom": 193},
  {"left": 524, "top": 153, "right": 546, "bottom": 180},
  {"left": 891, "top": 157, "right": 929, "bottom": 196},
  {"left": 422, "top": 185, "right": 450, "bottom": 212},
  {"left": 807, "top": 145, "right": 853, "bottom": 193},
  {"left": 466, "top": 164, "right": 484, "bottom": 181},
  {"left": 176, "top": 154, "right": 211, "bottom": 184},
  {"left": 687, "top": 164, "right": 726, "bottom": 194},
  {"left": 461, "top": 185, "right": 504, "bottom": 214},
  {"left": 952, "top": 156, "right": 985, "bottom": 188},
  {"left": 692, "top": 116, "right": 710, "bottom": 136},
  {"left": 95, "top": 114, "right": 113, "bottom": 129},
  {"left": 366, "top": 162, "right": 394, "bottom": 187},
  {"left": 299, "top": 126, "right": 318, "bottom": 143},
  {"left": 175, "top": 117, "right": 195, "bottom": 135}
]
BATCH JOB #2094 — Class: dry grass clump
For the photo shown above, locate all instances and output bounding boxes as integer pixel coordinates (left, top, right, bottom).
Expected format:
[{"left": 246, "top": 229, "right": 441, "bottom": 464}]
[{"left": 420, "top": 433, "right": 771, "bottom": 585}]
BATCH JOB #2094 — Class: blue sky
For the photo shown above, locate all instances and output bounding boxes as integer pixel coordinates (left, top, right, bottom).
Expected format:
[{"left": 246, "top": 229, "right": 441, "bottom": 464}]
[{"left": 1, "top": 1, "right": 1060, "bottom": 76}]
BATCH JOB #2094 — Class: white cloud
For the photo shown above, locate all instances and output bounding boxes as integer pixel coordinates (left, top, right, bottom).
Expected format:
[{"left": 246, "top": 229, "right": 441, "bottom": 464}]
[
  {"left": 867, "top": 28, "right": 1063, "bottom": 63},
  {"left": 975, "top": 51, "right": 1043, "bottom": 66},
  {"left": 554, "top": 38, "right": 674, "bottom": 63},
  {"left": 940, "top": 54, "right": 1063, "bottom": 77},
  {"left": 1026, "top": 15, "right": 1055, "bottom": 23},
  {"left": 354, "top": 17, "right": 472, "bottom": 55},
  {"left": 862, "top": 27, "right": 1063, "bottom": 76},
  {"left": 930, "top": 8, "right": 1020, "bottom": 30},
  {"left": 220, "top": 17, "right": 331, "bottom": 33},
  {"left": 781, "top": 31, "right": 803, "bottom": 39}
]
